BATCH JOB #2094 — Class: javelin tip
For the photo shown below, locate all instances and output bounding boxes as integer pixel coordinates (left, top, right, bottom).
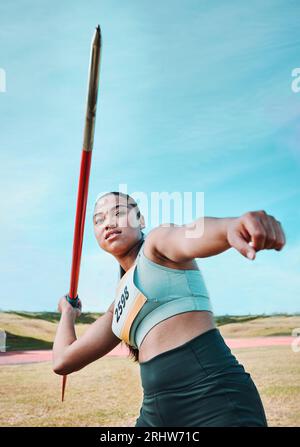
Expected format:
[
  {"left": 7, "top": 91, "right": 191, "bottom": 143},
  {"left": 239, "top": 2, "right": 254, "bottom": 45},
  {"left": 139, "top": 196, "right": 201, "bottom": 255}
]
[{"left": 93, "top": 24, "right": 101, "bottom": 45}]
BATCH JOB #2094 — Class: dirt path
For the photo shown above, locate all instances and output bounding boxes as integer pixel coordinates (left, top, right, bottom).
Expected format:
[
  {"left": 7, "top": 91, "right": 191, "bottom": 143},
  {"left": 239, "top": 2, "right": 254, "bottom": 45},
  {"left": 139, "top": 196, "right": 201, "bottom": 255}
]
[{"left": 0, "top": 336, "right": 294, "bottom": 366}]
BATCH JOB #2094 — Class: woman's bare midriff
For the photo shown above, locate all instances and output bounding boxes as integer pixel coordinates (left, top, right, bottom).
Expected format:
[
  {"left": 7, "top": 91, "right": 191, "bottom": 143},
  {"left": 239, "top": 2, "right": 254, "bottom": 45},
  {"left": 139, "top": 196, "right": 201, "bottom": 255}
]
[{"left": 138, "top": 311, "right": 216, "bottom": 363}]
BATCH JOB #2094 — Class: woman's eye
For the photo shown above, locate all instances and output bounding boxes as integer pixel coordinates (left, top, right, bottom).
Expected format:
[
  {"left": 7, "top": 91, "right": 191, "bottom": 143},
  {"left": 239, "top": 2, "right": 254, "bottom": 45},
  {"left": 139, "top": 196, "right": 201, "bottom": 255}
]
[{"left": 95, "top": 209, "right": 127, "bottom": 225}]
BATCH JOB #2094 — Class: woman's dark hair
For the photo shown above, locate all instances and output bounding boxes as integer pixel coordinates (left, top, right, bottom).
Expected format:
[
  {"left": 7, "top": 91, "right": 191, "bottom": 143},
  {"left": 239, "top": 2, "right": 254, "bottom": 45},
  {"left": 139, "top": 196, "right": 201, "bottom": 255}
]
[{"left": 95, "top": 191, "right": 144, "bottom": 363}]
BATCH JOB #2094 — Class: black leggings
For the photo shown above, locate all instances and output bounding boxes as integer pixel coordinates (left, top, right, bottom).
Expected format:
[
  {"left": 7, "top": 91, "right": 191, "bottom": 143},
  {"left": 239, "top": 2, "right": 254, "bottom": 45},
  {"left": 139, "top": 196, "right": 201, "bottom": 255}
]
[{"left": 135, "top": 328, "right": 268, "bottom": 427}]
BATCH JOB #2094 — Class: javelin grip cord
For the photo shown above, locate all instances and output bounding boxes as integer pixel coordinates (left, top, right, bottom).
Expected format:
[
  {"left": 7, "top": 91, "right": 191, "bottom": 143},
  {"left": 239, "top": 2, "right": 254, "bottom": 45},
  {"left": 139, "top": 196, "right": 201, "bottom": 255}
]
[{"left": 65, "top": 295, "right": 80, "bottom": 308}]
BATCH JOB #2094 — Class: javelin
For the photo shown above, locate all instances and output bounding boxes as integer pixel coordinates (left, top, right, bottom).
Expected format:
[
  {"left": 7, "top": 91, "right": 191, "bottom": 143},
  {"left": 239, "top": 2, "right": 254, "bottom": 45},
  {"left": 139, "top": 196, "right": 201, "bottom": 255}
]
[{"left": 61, "top": 25, "right": 102, "bottom": 402}]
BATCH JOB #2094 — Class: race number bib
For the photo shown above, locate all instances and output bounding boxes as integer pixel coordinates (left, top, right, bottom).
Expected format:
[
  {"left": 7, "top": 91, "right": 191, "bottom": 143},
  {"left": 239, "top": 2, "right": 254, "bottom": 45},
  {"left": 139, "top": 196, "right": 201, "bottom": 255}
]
[{"left": 111, "top": 263, "right": 148, "bottom": 346}]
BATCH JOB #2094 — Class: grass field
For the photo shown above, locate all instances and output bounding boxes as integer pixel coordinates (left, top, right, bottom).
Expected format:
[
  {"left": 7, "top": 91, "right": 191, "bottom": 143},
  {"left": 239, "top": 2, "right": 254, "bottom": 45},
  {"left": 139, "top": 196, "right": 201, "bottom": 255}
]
[
  {"left": 1, "top": 312, "right": 299, "bottom": 351},
  {"left": 0, "top": 345, "right": 299, "bottom": 427},
  {"left": 1, "top": 312, "right": 299, "bottom": 427},
  {"left": 0, "top": 311, "right": 100, "bottom": 351}
]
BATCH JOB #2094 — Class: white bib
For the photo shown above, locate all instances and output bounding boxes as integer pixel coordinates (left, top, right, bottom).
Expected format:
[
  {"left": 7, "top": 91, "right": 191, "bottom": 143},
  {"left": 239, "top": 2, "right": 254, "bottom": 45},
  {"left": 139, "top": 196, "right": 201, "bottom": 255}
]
[{"left": 111, "top": 254, "right": 148, "bottom": 347}]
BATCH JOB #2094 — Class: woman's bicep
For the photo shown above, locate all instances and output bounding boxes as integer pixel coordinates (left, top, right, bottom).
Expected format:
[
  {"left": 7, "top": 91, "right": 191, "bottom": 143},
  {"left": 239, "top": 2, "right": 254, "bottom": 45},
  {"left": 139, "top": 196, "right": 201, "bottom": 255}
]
[{"left": 54, "top": 302, "right": 120, "bottom": 375}]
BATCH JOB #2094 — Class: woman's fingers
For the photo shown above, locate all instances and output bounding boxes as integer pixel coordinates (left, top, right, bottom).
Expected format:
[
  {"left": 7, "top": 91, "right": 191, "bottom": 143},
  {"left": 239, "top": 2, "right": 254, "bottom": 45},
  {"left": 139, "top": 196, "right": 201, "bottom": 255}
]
[
  {"left": 255, "top": 213, "right": 285, "bottom": 250},
  {"left": 227, "top": 229, "right": 257, "bottom": 260},
  {"left": 241, "top": 212, "right": 267, "bottom": 251},
  {"left": 242, "top": 211, "right": 286, "bottom": 252},
  {"left": 273, "top": 219, "right": 286, "bottom": 250},
  {"left": 227, "top": 211, "right": 286, "bottom": 260},
  {"left": 256, "top": 213, "right": 276, "bottom": 250},
  {"left": 57, "top": 294, "right": 82, "bottom": 317},
  {"left": 76, "top": 299, "right": 82, "bottom": 316}
]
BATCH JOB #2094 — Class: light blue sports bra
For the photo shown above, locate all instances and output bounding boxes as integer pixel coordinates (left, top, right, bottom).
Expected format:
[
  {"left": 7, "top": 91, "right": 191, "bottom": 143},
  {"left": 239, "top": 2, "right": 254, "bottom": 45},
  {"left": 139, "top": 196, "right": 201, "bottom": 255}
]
[{"left": 112, "top": 238, "right": 213, "bottom": 349}]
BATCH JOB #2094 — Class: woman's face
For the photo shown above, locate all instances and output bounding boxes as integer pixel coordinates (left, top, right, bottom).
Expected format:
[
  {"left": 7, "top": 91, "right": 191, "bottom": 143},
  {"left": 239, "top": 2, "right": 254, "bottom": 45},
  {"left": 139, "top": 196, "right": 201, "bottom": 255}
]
[{"left": 93, "top": 194, "right": 144, "bottom": 255}]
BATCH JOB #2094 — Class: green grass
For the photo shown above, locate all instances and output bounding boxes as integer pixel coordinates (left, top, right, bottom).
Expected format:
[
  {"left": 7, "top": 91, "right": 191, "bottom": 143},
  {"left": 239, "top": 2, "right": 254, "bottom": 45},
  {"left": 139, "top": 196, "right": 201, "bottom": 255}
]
[
  {"left": 0, "top": 311, "right": 100, "bottom": 351},
  {"left": 4, "top": 332, "right": 53, "bottom": 351},
  {"left": 7, "top": 311, "right": 102, "bottom": 324}
]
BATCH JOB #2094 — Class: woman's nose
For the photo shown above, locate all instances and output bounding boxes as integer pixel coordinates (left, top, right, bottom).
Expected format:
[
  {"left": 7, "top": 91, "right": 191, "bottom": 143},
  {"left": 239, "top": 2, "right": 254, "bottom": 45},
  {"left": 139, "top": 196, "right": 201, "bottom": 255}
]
[{"left": 105, "top": 218, "right": 118, "bottom": 229}]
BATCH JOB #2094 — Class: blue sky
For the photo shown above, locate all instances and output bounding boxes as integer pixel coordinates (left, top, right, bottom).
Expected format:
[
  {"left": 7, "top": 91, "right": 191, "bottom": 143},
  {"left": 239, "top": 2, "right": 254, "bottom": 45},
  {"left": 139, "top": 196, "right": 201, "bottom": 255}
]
[{"left": 0, "top": 0, "right": 299, "bottom": 315}]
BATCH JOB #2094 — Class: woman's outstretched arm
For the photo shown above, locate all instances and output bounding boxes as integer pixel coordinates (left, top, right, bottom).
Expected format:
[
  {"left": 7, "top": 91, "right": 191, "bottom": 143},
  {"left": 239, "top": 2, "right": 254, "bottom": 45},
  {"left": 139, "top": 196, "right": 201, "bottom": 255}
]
[{"left": 147, "top": 210, "right": 286, "bottom": 262}]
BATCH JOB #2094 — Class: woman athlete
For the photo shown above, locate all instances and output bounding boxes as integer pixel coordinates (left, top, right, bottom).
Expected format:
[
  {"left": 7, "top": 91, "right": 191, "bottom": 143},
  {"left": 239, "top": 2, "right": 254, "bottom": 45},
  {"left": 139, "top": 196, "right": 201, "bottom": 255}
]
[{"left": 53, "top": 191, "right": 286, "bottom": 427}]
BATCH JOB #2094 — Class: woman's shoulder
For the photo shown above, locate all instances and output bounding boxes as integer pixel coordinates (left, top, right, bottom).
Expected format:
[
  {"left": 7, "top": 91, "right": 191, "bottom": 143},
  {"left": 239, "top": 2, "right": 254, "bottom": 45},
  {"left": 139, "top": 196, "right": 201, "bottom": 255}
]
[{"left": 143, "top": 226, "right": 199, "bottom": 271}]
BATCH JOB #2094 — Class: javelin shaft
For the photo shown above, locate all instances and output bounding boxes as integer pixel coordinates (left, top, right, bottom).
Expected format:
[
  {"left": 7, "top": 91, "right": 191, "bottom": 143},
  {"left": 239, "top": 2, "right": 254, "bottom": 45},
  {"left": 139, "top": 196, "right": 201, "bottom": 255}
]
[
  {"left": 62, "top": 25, "right": 101, "bottom": 402},
  {"left": 68, "top": 150, "right": 92, "bottom": 299},
  {"left": 68, "top": 25, "right": 101, "bottom": 302}
]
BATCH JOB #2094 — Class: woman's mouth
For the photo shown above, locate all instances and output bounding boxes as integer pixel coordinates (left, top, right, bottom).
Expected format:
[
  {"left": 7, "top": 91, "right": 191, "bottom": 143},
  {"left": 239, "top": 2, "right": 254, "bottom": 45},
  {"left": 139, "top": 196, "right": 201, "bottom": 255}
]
[{"left": 106, "top": 231, "right": 121, "bottom": 241}]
